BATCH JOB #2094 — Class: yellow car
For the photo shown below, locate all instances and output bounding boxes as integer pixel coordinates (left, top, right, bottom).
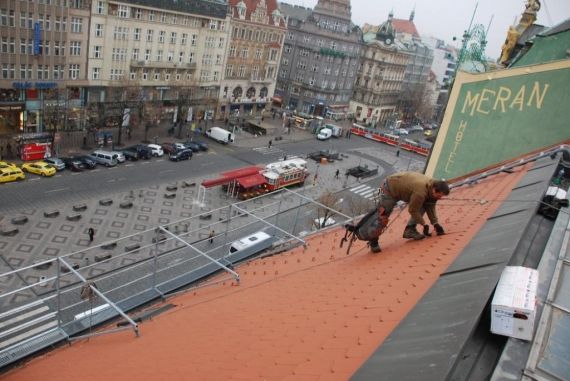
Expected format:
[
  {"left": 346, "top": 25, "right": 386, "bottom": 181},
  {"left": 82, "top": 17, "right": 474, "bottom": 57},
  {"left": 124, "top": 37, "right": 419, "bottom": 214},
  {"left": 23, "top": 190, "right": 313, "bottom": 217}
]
[
  {"left": 21, "top": 161, "right": 56, "bottom": 177},
  {"left": 0, "top": 161, "right": 18, "bottom": 170},
  {"left": 0, "top": 167, "right": 25, "bottom": 183},
  {"left": 424, "top": 130, "right": 433, "bottom": 137}
]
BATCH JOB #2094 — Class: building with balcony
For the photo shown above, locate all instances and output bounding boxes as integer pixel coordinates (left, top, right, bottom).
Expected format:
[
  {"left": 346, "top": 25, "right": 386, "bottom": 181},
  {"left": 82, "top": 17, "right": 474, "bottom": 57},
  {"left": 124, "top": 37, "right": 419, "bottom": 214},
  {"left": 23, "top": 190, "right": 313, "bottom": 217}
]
[
  {"left": 221, "top": 0, "right": 286, "bottom": 119},
  {"left": 0, "top": 0, "right": 90, "bottom": 138},
  {"left": 277, "top": 0, "right": 362, "bottom": 117},
  {"left": 87, "top": 0, "right": 230, "bottom": 134},
  {"left": 350, "top": 17, "right": 409, "bottom": 127}
]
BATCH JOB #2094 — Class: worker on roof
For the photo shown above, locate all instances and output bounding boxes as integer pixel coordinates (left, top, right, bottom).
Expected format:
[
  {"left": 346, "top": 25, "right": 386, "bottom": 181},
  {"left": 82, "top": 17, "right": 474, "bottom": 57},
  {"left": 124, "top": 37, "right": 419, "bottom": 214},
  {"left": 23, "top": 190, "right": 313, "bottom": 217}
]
[{"left": 370, "top": 172, "right": 450, "bottom": 253}]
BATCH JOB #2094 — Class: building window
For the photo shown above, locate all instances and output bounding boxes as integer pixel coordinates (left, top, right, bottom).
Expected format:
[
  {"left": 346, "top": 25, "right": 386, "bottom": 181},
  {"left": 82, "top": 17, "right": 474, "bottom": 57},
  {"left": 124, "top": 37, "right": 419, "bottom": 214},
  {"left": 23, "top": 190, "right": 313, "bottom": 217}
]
[
  {"left": 238, "top": 65, "right": 246, "bottom": 77},
  {"left": 181, "top": 33, "right": 187, "bottom": 45},
  {"left": 225, "top": 65, "right": 233, "bottom": 78},
  {"left": 241, "top": 48, "right": 248, "bottom": 58},
  {"left": 158, "top": 30, "right": 165, "bottom": 43},
  {"left": 218, "top": 38, "right": 225, "bottom": 48},
  {"left": 188, "top": 52, "right": 194, "bottom": 63},
  {"left": 92, "top": 67, "right": 100, "bottom": 79},
  {"left": 71, "top": 17, "right": 82, "bottom": 33},
  {"left": 209, "top": 20, "right": 218, "bottom": 30},
  {"left": 191, "top": 34, "right": 197, "bottom": 46},
  {"left": 132, "top": 48, "right": 139, "bottom": 60},
  {"left": 93, "top": 45, "right": 101, "bottom": 58},
  {"left": 148, "top": 11, "right": 155, "bottom": 22},
  {"left": 178, "top": 51, "right": 184, "bottom": 63},
  {"left": 69, "top": 64, "right": 79, "bottom": 79},
  {"left": 145, "top": 49, "right": 151, "bottom": 61},
  {"left": 156, "top": 50, "right": 163, "bottom": 61},
  {"left": 146, "top": 30, "right": 154, "bottom": 42},
  {"left": 130, "top": 69, "right": 136, "bottom": 80},
  {"left": 70, "top": 41, "right": 81, "bottom": 56},
  {"left": 167, "top": 51, "right": 173, "bottom": 62},
  {"left": 118, "top": 5, "right": 128, "bottom": 18},
  {"left": 95, "top": 23, "right": 103, "bottom": 37},
  {"left": 135, "top": 8, "right": 142, "bottom": 19},
  {"left": 134, "top": 28, "right": 141, "bottom": 40},
  {"left": 170, "top": 32, "right": 176, "bottom": 44}
]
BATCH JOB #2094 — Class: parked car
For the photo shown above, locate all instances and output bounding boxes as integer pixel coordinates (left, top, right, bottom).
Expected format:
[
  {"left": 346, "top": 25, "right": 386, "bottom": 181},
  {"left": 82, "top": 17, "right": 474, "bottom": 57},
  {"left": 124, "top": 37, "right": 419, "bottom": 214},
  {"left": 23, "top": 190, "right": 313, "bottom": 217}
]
[
  {"left": 394, "top": 128, "right": 409, "bottom": 136},
  {"left": 21, "top": 161, "right": 56, "bottom": 177},
  {"left": 89, "top": 150, "right": 118, "bottom": 167},
  {"left": 0, "top": 167, "right": 25, "bottom": 183},
  {"left": 0, "top": 161, "right": 18, "bottom": 170},
  {"left": 147, "top": 144, "right": 164, "bottom": 157},
  {"left": 120, "top": 149, "right": 139, "bottom": 161},
  {"left": 173, "top": 142, "right": 190, "bottom": 152},
  {"left": 43, "top": 157, "right": 66, "bottom": 171},
  {"left": 424, "top": 130, "right": 433, "bottom": 137},
  {"left": 409, "top": 125, "right": 424, "bottom": 133},
  {"left": 61, "top": 157, "right": 84, "bottom": 172},
  {"left": 182, "top": 141, "right": 201, "bottom": 152},
  {"left": 124, "top": 145, "right": 152, "bottom": 160},
  {"left": 193, "top": 140, "right": 209, "bottom": 151},
  {"left": 109, "top": 151, "right": 126, "bottom": 163},
  {"left": 161, "top": 142, "right": 177, "bottom": 154},
  {"left": 169, "top": 149, "right": 193, "bottom": 162},
  {"left": 74, "top": 155, "right": 97, "bottom": 169}
]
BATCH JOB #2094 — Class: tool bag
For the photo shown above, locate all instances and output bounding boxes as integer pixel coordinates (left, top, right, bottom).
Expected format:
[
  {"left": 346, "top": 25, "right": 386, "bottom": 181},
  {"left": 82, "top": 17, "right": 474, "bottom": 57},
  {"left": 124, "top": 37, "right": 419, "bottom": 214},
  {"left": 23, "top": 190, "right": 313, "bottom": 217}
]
[{"left": 340, "top": 207, "right": 389, "bottom": 254}]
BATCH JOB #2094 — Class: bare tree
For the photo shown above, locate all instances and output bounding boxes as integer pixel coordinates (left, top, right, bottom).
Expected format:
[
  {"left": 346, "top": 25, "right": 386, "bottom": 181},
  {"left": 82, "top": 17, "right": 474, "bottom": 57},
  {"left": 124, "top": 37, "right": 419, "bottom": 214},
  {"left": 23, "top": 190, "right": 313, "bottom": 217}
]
[{"left": 174, "top": 87, "right": 194, "bottom": 139}]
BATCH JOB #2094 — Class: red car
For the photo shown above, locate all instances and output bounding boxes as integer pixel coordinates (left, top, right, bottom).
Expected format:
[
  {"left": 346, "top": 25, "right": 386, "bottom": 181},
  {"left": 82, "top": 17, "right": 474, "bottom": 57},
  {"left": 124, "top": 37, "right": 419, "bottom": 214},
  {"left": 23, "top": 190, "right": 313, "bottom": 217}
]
[{"left": 161, "top": 142, "right": 177, "bottom": 154}]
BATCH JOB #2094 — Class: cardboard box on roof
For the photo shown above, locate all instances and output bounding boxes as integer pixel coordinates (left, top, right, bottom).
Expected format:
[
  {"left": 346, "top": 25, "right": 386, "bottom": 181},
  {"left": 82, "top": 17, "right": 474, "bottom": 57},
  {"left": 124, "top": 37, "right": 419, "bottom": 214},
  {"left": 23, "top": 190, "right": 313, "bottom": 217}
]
[{"left": 491, "top": 266, "right": 538, "bottom": 341}]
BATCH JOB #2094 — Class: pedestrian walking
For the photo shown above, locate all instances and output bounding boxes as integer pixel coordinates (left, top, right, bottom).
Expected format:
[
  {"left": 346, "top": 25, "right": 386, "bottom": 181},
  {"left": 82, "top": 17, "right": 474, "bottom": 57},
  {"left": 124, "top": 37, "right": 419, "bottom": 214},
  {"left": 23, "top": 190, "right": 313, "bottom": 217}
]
[
  {"left": 335, "top": 169, "right": 340, "bottom": 179},
  {"left": 396, "top": 149, "right": 400, "bottom": 157},
  {"left": 208, "top": 229, "right": 215, "bottom": 244},
  {"left": 87, "top": 227, "right": 95, "bottom": 242},
  {"left": 312, "top": 173, "right": 318, "bottom": 186},
  {"left": 268, "top": 140, "right": 272, "bottom": 149}
]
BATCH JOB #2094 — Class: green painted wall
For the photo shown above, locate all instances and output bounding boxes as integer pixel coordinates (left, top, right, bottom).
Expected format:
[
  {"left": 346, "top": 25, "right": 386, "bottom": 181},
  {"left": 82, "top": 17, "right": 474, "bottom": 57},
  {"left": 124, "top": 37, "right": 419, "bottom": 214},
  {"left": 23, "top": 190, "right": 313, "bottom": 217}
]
[{"left": 427, "top": 61, "right": 570, "bottom": 179}]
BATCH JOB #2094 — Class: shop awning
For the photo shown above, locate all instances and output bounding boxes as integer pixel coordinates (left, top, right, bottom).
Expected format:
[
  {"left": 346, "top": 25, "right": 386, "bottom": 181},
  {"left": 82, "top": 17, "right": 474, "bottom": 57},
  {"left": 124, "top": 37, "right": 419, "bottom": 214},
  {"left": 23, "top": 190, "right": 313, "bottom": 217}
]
[{"left": 237, "top": 173, "right": 267, "bottom": 189}]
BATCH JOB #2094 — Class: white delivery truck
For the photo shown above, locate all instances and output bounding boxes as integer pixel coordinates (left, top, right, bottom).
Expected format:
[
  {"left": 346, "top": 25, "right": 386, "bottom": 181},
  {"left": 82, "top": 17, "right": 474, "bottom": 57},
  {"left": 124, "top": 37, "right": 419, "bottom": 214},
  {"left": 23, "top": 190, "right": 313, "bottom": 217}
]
[
  {"left": 317, "top": 128, "right": 333, "bottom": 140},
  {"left": 205, "top": 127, "right": 234, "bottom": 144}
]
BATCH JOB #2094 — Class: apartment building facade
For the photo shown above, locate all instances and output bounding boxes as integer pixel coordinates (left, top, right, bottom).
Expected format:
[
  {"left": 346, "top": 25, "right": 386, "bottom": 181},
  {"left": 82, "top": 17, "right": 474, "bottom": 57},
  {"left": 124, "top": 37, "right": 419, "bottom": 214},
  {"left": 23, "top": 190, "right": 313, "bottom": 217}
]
[
  {"left": 88, "top": 0, "right": 230, "bottom": 132},
  {"left": 222, "top": 0, "right": 286, "bottom": 119},
  {"left": 351, "top": 18, "right": 409, "bottom": 127},
  {"left": 277, "top": 0, "right": 362, "bottom": 117},
  {"left": 0, "top": 0, "right": 90, "bottom": 137}
]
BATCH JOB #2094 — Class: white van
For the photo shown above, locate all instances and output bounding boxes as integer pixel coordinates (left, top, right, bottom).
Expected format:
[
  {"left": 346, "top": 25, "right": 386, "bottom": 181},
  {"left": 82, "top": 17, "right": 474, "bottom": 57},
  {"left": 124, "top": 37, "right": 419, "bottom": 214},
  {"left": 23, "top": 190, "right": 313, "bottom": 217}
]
[
  {"left": 228, "top": 231, "right": 273, "bottom": 256},
  {"left": 206, "top": 127, "right": 234, "bottom": 144},
  {"left": 317, "top": 128, "right": 332, "bottom": 140},
  {"left": 90, "top": 150, "right": 118, "bottom": 167},
  {"left": 324, "top": 124, "right": 343, "bottom": 137}
]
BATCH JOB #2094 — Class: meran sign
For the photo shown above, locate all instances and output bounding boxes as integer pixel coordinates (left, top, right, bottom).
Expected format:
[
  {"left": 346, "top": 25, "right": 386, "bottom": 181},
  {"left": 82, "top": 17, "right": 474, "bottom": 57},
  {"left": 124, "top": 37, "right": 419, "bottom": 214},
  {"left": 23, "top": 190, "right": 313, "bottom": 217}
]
[{"left": 426, "top": 60, "right": 570, "bottom": 180}]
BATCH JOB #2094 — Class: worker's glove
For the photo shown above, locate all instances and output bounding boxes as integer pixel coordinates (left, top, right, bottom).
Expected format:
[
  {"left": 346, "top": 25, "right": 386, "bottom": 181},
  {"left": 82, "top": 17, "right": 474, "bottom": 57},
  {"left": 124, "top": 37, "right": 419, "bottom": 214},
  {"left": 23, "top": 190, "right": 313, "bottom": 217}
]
[
  {"left": 423, "top": 224, "right": 432, "bottom": 237},
  {"left": 434, "top": 223, "right": 445, "bottom": 235}
]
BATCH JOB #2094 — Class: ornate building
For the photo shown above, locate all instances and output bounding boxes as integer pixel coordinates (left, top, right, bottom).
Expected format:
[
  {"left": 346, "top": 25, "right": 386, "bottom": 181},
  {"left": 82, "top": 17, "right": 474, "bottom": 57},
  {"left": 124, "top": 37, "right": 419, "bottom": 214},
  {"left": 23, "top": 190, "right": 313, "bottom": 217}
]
[
  {"left": 277, "top": 0, "right": 362, "bottom": 117},
  {"left": 222, "top": 0, "right": 287, "bottom": 119},
  {"left": 351, "top": 15, "right": 408, "bottom": 127}
]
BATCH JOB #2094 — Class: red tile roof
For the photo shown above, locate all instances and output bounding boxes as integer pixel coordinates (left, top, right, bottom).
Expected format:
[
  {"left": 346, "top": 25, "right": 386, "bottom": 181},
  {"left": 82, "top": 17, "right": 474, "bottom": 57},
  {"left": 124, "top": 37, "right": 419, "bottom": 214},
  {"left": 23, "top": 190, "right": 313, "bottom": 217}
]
[
  {"left": 392, "top": 19, "right": 420, "bottom": 37},
  {"left": 2, "top": 166, "right": 531, "bottom": 381}
]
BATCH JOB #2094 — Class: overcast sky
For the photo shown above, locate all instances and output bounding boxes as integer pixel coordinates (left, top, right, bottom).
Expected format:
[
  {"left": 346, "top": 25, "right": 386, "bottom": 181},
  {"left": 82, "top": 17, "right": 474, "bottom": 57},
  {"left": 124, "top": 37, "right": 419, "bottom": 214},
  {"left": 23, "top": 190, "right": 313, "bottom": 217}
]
[{"left": 279, "top": 0, "right": 570, "bottom": 59}]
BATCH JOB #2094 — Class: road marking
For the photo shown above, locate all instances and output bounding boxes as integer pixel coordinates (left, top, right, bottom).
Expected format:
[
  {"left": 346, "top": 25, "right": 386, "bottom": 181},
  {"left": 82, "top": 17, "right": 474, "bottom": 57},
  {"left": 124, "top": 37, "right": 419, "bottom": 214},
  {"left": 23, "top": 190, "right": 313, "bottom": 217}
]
[
  {"left": 350, "top": 184, "right": 368, "bottom": 192},
  {"left": 125, "top": 164, "right": 134, "bottom": 167},
  {"left": 160, "top": 169, "right": 175, "bottom": 174},
  {"left": 141, "top": 161, "right": 151, "bottom": 165},
  {"left": 29, "top": 178, "right": 40, "bottom": 181},
  {"left": 45, "top": 187, "right": 69, "bottom": 194}
]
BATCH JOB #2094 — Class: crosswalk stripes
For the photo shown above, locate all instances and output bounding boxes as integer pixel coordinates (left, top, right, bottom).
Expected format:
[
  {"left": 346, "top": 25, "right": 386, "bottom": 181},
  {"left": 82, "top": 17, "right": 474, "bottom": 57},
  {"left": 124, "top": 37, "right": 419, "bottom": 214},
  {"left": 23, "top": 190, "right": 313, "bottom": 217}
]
[
  {"left": 252, "top": 146, "right": 284, "bottom": 155},
  {"left": 350, "top": 184, "right": 379, "bottom": 201},
  {"left": 0, "top": 300, "right": 58, "bottom": 350}
]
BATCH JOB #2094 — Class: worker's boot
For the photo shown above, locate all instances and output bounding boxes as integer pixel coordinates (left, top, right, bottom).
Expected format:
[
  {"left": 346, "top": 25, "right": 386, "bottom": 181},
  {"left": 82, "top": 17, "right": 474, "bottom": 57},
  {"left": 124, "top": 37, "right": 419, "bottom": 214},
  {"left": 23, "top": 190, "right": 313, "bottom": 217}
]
[
  {"left": 369, "top": 240, "right": 382, "bottom": 253},
  {"left": 403, "top": 225, "right": 425, "bottom": 240}
]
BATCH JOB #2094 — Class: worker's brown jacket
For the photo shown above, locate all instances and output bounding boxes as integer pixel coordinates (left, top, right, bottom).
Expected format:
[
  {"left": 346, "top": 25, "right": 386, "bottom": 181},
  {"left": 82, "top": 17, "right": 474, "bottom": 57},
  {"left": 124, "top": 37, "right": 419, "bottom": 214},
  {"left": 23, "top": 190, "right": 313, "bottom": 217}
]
[{"left": 385, "top": 172, "right": 439, "bottom": 226}]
